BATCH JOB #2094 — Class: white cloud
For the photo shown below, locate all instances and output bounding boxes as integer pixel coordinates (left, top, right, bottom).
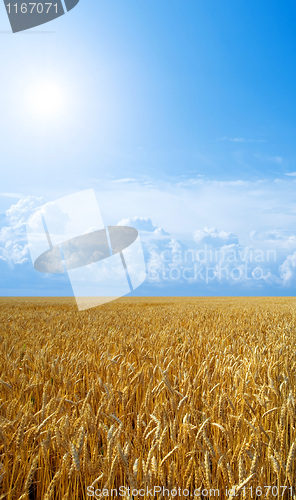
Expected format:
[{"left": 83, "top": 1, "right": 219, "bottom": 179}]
[
  {"left": 142, "top": 228, "right": 280, "bottom": 288},
  {"left": 193, "top": 227, "right": 239, "bottom": 247},
  {"left": 218, "top": 137, "right": 267, "bottom": 143},
  {"left": 2, "top": 183, "right": 296, "bottom": 294},
  {"left": 0, "top": 192, "right": 24, "bottom": 198},
  {"left": 0, "top": 196, "right": 43, "bottom": 265},
  {"left": 280, "top": 251, "right": 296, "bottom": 285},
  {"left": 117, "top": 216, "right": 168, "bottom": 235},
  {"left": 113, "top": 178, "right": 138, "bottom": 183},
  {"left": 254, "top": 154, "right": 283, "bottom": 164},
  {"left": 177, "top": 178, "right": 204, "bottom": 187},
  {"left": 114, "top": 218, "right": 280, "bottom": 290},
  {"left": 178, "top": 178, "right": 249, "bottom": 188},
  {"left": 107, "top": 177, "right": 155, "bottom": 188},
  {"left": 211, "top": 180, "right": 249, "bottom": 187},
  {"left": 93, "top": 177, "right": 296, "bottom": 248}
]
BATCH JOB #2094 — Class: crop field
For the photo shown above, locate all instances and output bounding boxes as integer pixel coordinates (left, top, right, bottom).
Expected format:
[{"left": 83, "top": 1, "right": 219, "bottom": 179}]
[{"left": 1, "top": 297, "right": 296, "bottom": 499}]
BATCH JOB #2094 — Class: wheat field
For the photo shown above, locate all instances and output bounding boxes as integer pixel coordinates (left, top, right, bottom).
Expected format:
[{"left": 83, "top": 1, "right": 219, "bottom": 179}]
[{"left": 1, "top": 297, "right": 296, "bottom": 499}]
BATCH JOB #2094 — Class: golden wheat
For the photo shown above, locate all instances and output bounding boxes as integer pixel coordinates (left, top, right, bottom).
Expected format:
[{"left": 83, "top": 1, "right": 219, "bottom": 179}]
[{"left": 0, "top": 296, "right": 296, "bottom": 498}]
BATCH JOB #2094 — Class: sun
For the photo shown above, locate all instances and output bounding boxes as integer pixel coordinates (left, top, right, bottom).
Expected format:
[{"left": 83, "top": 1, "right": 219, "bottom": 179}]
[{"left": 25, "top": 80, "right": 65, "bottom": 120}]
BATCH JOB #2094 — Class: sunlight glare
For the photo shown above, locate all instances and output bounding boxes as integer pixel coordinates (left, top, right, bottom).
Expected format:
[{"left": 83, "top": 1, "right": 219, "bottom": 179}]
[{"left": 25, "top": 80, "right": 65, "bottom": 120}]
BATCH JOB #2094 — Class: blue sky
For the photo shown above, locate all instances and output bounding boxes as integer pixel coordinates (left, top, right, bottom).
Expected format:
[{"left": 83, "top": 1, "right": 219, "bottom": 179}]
[{"left": 1, "top": 0, "right": 296, "bottom": 297}]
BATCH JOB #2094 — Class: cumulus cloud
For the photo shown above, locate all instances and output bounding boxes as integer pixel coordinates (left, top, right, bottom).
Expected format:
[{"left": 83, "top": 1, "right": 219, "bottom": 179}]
[
  {"left": 280, "top": 251, "right": 296, "bottom": 285},
  {"left": 2, "top": 198, "right": 296, "bottom": 295},
  {"left": 114, "top": 218, "right": 296, "bottom": 291},
  {"left": 117, "top": 216, "right": 168, "bottom": 235},
  {"left": 0, "top": 196, "right": 43, "bottom": 265},
  {"left": 129, "top": 221, "right": 281, "bottom": 289},
  {"left": 193, "top": 227, "right": 239, "bottom": 247}
]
